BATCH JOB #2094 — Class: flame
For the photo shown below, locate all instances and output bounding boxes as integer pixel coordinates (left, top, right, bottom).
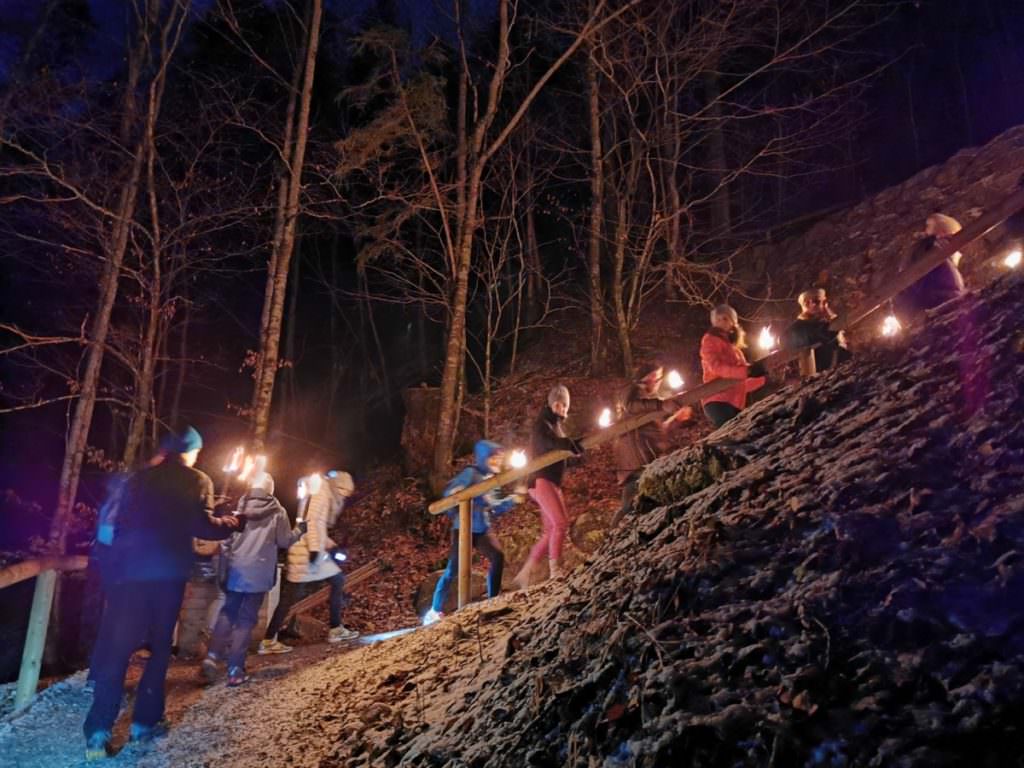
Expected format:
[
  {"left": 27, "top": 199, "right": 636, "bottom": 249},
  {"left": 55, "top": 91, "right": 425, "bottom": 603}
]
[
  {"left": 666, "top": 370, "right": 684, "bottom": 390},
  {"left": 598, "top": 407, "right": 613, "bottom": 428},
  {"left": 307, "top": 473, "right": 322, "bottom": 496},
  {"left": 1004, "top": 248, "right": 1022, "bottom": 269},
  {"left": 238, "top": 455, "right": 256, "bottom": 482},
  {"left": 222, "top": 445, "right": 245, "bottom": 474},
  {"left": 881, "top": 314, "right": 902, "bottom": 337},
  {"left": 297, "top": 478, "right": 308, "bottom": 501},
  {"left": 509, "top": 450, "right": 528, "bottom": 469},
  {"left": 758, "top": 326, "right": 777, "bottom": 352}
]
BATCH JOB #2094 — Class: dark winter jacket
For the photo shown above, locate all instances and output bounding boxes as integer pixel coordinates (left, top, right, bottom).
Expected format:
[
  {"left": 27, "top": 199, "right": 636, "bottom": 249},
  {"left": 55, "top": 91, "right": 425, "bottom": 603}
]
[
  {"left": 529, "top": 406, "right": 578, "bottom": 489},
  {"left": 783, "top": 318, "right": 852, "bottom": 372},
  {"left": 103, "top": 455, "right": 236, "bottom": 584},
  {"left": 443, "top": 440, "right": 518, "bottom": 534},
  {"left": 896, "top": 235, "right": 965, "bottom": 315},
  {"left": 223, "top": 489, "right": 302, "bottom": 593},
  {"left": 613, "top": 384, "right": 677, "bottom": 485}
]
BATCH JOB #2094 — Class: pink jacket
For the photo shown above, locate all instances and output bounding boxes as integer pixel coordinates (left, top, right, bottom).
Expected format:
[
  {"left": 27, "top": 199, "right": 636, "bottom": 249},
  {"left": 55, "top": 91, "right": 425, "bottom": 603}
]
[{"left": 700, "top": 330, "right": 765, "bottom": 410}]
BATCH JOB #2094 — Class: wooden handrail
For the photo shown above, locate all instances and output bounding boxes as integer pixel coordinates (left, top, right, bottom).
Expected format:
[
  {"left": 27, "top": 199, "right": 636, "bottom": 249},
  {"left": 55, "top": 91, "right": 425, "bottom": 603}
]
[
  {"left": 280, "top": 559, "right": 381, "bottom": 627},
  {"left": 0, "top": 556, "right": 88, "bottom": 590}
]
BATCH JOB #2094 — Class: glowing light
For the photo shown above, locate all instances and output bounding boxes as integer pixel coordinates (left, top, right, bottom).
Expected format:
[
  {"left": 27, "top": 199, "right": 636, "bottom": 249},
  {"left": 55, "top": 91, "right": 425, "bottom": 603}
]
[
  {"left": 332, "top": 550, "right": 347, "bottom": 562},
  {"left": 307, "top": 473, "right": 322, "bottom": 496},
  {"left": 509, "top": 450, "right": 528, "bottom": 469},
  {"left": 1004, "top": 248, "right": 1022, "bottom": 269},
  {"left": 758, "top": 326, "right": 777, "bottom": 352},
  {"left": 297, "top": 478, "right": 308, "bottom": 501},
  {"left": 881, "top": 314, "right": 902, "bottom": 337},
  {"left": 223, "top": 445, "right": 245, "bottom": 474},
  {"left": 666, "top": 370, "right": 684, "bottom": 390},
  {"left": 598, "top": 408, "right": 613, "bottom": 428}
]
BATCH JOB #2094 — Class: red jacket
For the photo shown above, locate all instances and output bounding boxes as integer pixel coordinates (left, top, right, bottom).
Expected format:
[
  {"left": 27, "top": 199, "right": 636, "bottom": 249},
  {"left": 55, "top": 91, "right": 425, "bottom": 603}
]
[{"left": 700, "top": 329, "right": 765, "bottom": 410}]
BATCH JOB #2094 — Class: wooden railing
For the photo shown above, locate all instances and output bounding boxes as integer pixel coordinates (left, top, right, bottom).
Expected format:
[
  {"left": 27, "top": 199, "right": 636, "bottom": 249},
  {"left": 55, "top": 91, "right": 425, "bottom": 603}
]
[
  {"left": 429, "top": 185, "right": 1024, "bottom": 611},
  {"left": 0, "top": 556, "right": 89, "bottom": 713}
]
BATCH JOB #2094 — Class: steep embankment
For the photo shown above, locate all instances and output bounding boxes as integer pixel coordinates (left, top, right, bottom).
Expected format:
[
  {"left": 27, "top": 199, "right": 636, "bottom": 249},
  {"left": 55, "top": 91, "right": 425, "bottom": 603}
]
[{"left": 3, "top": 275, "right": 1022, "bottom": 767}]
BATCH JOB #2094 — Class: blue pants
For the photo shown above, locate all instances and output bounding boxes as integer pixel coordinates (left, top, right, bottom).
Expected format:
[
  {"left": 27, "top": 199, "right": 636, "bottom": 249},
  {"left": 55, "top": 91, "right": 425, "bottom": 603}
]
[
  {"left": 264, "top": 572, "right": 346, "bottom": 638},
  {"left": 84, "top": 580, "right": 185, "bottom": 738},
  {"left": 209, "top": 591, "right": 264, "bottom": 670},
  {"left": 431, "top": 530, "right": 504, "bottom": 612}
]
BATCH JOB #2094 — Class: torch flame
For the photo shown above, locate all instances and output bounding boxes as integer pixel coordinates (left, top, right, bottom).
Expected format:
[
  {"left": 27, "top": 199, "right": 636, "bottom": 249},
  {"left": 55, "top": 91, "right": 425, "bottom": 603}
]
[
  {"left": 758, "top": 326, "right": 777, "bottom": 352},
  {"left": 509, "top": 450, "right": 528, "bottom": 469},
  {"left": 307, "top": 473, "right": 322, "bottom": 496},
  {"left": 881, "top": 314, "right": 902, "bottom": 337},
  {"left": 238, "top": 455, "right": 256, "bottom": 482},
  {"left": 297, "top": 478, "right": 307, "bottom": 501},
  {"left": 666, "top": 370, "right": 684, "bottom": 390},
  {"left": 598, "top": 407, "right": 613, "bottom": 428},
  {"left": 223, "top": 445, "right": 245, "bottom": 474},
  {"left": 1004, "top": 248, "right": 1022, "bottom": 269}
]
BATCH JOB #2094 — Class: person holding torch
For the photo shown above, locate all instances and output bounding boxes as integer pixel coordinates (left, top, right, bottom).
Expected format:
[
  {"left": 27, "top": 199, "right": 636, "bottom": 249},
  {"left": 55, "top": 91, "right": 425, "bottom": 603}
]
[
  {"left": 783, "top": 288, "right": 851, "bottom": 374},
  {"left": 699, "top": 304, "right": 767, "bottom": 428},
  {"left": 261, "top": 469, "right": 358, "bottom": 652},
  {"left": 513, "top": 385, "right": 584, "bottom": 588}
]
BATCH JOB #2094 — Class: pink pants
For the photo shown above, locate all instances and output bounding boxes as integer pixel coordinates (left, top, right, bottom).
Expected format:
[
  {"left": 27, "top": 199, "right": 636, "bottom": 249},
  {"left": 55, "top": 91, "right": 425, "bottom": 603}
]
[{"left": 527, "top": 478, "right": 569, "bottom": 563}]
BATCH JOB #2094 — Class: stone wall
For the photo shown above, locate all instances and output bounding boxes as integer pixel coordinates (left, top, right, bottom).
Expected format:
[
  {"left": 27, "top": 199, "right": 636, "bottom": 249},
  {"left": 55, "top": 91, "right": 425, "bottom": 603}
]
[{"left": 739, "top": 124, "right": 1024, "bottom": 334}]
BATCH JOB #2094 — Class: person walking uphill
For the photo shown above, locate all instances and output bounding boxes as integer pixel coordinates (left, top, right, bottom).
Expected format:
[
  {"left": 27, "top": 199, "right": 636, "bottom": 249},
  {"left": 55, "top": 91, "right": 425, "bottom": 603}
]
[
  {"left": 424, "top": 441, "right": 522, "bottom": 624},
  {"left": 895, "top": 212, "right": 965, "bottom": 319},
  {"left": 514, "top": 386, "right": 584, "bottom": 589},
  {"left": 261, "top": 470, "right": 358, "bottom": 652},
  {"left": 700, "top": 304, "right": 767, "bottom": 428},
  {"left": 611, "top": 363, "right": 692, "bottom": 527},
  {"left": 84, "top": 426, "right": 243, "bottom": 761},
  {"left": 784, "top": 288, "right": 852, "bottom": 374},
  {"left": 203, "top": 471, "right": 304, "bottom": 686}
]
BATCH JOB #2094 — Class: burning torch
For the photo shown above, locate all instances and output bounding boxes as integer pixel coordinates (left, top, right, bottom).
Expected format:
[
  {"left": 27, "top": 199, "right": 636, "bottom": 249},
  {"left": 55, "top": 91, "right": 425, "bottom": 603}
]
[
  {"left": 757, "top": 326, "right": 778, "bottom": 354},
  {"left": 598, "top": 407, "right": 613, "bottom": 429},
  {"left": 666, "top": 370, "right": 684, "bottom": 390},
  {"left": 220, "top": 445, "right": 246, "bottom": 497}
]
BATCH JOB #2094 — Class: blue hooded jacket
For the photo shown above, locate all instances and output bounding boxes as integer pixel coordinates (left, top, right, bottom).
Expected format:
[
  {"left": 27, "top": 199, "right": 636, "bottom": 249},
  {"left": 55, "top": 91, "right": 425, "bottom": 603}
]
[{"left": 443, "top": 440, "right": 518, "bottom": 534}]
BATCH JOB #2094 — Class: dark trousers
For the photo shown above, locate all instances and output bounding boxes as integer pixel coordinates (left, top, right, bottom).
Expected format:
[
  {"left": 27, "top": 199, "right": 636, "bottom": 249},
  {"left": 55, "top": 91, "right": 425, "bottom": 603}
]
[
  {"left": 84, "top": 580, "right": 185, "bottom": 738},
  {"left": 611, "top": 472, "right": 642, "bottom": 527},
  {"left": 431, "top": 530, "right": 505, "bottom": 612},
  {"left": 264, "top": 572, "right": 346, "bottom": 639},
  {"left": 704, "top": 401, "right": 740, "bottom": 428},
  {"left": 209, "top": 591, "right": 264, "bottom": 670}
]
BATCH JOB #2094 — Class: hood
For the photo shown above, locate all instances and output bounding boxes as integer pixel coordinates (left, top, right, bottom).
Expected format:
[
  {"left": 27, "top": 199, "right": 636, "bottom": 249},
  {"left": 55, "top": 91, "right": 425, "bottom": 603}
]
[
  {"left": 235, "top": 489, "right": 280, "bottom": 521},
  {"left": 473, "top": 440, "right": 503, "bottom": 473}
]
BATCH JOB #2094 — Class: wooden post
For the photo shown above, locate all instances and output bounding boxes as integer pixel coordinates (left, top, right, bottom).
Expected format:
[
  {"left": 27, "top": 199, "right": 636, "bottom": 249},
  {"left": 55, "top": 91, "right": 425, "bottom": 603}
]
[
  {"left": 14, "top": 569, "right": 57, "bottom": 713},
  {"left": 457, "top": 500, "right": 472, "bottom": 609},
  {"left": 798, "top": 348, "right": 817, "bottom": 378}
]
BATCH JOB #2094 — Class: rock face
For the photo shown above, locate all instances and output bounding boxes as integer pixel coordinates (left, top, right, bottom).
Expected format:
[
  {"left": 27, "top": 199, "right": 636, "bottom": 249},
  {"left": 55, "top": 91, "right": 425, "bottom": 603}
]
[
  {"left": 120, "top": 274, "right": 1024, "bottom": 768},
  {"left": 741, "top": 125, "right": 1024, "bottom": 334}
]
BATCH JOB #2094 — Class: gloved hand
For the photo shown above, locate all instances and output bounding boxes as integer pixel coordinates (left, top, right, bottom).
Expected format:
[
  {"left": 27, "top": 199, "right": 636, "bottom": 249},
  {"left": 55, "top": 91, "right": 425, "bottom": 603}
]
[
  {"left": 308, "top": 550, "right": 320, "bottom": 564},
  {"left": 747, "top": 360, "right": 767, "bottom": 378},
  {"left": 234, "top": 514, "right": 249, "bottom": 531},
  {"left": 569, "top": 438, "right": 585, "bottom": 456},
  {"left": 296, "top": 520, "right": 309, "bottom": 534}
]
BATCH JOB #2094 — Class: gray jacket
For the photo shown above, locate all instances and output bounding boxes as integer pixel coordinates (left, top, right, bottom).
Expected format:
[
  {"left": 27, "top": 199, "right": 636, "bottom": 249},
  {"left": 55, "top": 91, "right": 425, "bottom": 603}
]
[{"left": 223, "top": 489, "right": 301, "bottom": 593}]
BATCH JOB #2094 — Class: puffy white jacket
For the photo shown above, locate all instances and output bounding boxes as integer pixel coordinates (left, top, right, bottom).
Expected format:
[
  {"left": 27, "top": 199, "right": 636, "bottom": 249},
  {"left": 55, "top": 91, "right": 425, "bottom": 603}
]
[{"left": 285, "top": 472, "right": 353, "bottom": 583}]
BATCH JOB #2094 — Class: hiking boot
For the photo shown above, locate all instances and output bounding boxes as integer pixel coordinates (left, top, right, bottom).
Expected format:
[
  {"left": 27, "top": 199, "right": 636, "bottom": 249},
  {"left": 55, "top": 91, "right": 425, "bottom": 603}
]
[
  {"left": 257, "top": 638, "right": 293, "bottom": 655},
  {"left": 84, "top": 731, "right": 111, "bottom": 761},
  {"left": 226, "top": 667, "right": 249, "bottom": 687},
  {"left": 129, "top": 720, "right": 169, "bottom": 743},
  {"left": 327, "top": 625, "right": 359, "bottom": 643},
  {"left": 422, "top": 609, "right": 444, "bottom": 626},
  {"left": 200, "top": 655, "right": 220, "bottom": 684}
]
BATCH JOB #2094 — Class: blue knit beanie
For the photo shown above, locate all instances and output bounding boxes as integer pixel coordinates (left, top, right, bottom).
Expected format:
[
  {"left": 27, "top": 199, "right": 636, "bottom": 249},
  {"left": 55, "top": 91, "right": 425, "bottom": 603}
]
[{"left": 161, "top": 425, "right": 203, "bottom": 454}]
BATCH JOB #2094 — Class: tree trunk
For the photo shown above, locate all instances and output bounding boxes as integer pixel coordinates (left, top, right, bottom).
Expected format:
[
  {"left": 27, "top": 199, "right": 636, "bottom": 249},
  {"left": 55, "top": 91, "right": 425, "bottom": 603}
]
[
  {"left": 250, "top": 0, "right": 322, "bottom": 449},
  {"left": 704, "top": 69, "right": 730, "bottom": 236},
  {"left": 586, "top": 47, "right": 605, "bottom": 374}
]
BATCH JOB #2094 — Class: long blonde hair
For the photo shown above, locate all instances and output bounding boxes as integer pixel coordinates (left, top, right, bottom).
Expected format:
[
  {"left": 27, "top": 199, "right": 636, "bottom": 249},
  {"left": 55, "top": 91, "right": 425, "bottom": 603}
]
[{"left": 710, "top": 303, "right": 746, "bottom": 349}]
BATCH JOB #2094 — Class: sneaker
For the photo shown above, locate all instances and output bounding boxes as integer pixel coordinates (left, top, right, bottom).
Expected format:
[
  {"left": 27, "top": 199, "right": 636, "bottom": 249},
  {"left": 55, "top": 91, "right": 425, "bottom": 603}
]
[
  {"left": 422, "top": 609, "right": 444, "bottom": 626},
  {"left": 257, "top": 638, "right": 293, "bottom": 655},
  {"left": 226, "top": 667, "right": 249, "bottom": 687},
  {"left": 84, "top": 731, "right": 111, "bottom": 761},
  {"left": 327, "top": 625, "right": 359, "bottom": 643},
  {"left": 129, "top": 720, "right": 169, "bottom": 743},
  {"left": 200, "top": 655, "right": 220, "bottom": 684}
]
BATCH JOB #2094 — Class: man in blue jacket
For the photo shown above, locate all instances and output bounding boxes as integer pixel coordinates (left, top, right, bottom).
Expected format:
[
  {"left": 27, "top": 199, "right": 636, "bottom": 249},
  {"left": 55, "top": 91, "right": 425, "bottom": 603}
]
[
  {"left": 84, "top": 426, "right": 242, "bottom": 760},
  {"left": 424, "top": 441, "right": 521, "bottom": 624}
]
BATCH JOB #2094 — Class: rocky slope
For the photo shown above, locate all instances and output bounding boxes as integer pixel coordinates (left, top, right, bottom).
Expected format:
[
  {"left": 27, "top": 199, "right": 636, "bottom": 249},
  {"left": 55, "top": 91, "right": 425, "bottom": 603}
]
[{"left": 5, "top": 271, "right": 1012, "bottom": 768}]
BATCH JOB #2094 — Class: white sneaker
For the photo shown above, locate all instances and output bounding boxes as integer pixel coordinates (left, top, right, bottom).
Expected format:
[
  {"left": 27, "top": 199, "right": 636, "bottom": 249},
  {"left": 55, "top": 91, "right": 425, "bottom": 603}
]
[
  {"left": 258, "top": 638, "right": 293, "bottom": 655},
  {"left": 327, "top": 625, "right": 359, "bottom": 643},
  {"left": 422, "top": 609, "right": 444, "bottom": 626}
]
